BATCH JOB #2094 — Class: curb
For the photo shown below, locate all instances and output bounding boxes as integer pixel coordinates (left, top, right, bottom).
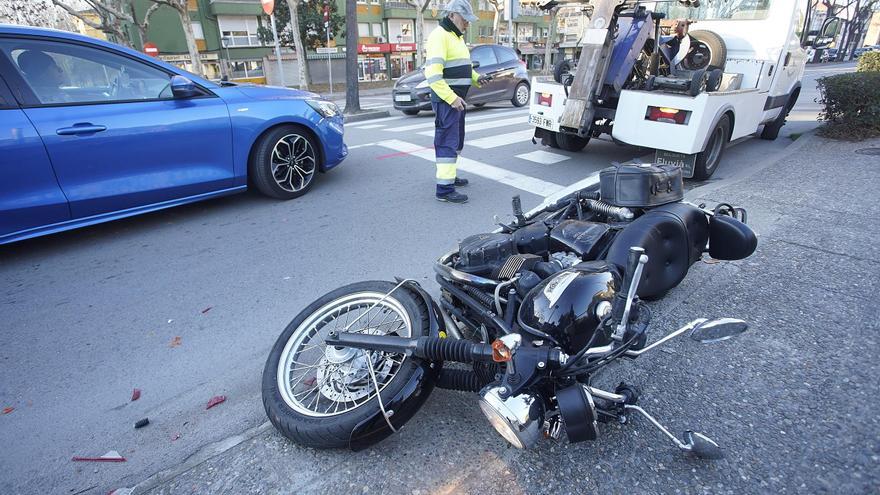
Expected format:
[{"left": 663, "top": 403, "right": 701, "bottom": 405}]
[
  {"left": 344, "top": 109, "right": 391, "bottom": 124},
  {"left": 129, "top": 421, "right": 272, "bottom": 495}
]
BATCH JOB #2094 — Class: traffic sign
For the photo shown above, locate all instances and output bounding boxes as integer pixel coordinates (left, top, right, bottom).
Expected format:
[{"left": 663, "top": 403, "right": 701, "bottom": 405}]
[
  {"left": 143, "top": 42, "right": 159, "bottom": 57},
  {"left": 261, "top": 0, "right": 274, "bottom": 15}
]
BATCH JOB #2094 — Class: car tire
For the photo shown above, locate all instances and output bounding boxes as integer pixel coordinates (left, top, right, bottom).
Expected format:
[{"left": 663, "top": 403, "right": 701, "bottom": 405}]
[
  {"left": 511, "top": 82, "right": 530, "bottom": 107},
  {"left": 262, "top": 280, "right": 432, "bottom": 449},
  {"left": 402, "top": 109, "right": 420, "bottom": 116},
  {"left": 760, "top": 89, "right": 799, "bottom": 141},
  {"left": 249, "top": 125, "right": 320, "bottom": 200},
  {"left": 694, "top": 114, "right": 730, "bottom": 180},
  {"left": 556, "top": 132, "right": 590, "bottom": 152}
]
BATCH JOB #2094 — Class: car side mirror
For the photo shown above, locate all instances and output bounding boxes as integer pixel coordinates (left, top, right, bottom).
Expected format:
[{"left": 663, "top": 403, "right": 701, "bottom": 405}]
[
  {"left": 813, "top": 17, "right": 840, "bottom": 48},
  {"left": 171, "top": 75, "right": 201, "bottom": 98},
  {"left": 472, "top": 61, "right": 481, "bottom": 69}
]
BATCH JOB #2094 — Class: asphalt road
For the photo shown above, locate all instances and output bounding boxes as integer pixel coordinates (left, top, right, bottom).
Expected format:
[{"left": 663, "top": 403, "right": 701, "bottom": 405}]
[{"left": 0, "top": 63, "right": 855, "bottom": 494}]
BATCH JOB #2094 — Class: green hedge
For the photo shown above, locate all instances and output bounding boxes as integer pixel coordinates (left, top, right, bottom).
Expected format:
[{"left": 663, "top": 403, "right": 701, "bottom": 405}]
[
  {"left": 857, "top": 51, "right": 880, "bottom": 72},
  {"left": 817, "top": 71, "right": 880, "bottom": 140}
]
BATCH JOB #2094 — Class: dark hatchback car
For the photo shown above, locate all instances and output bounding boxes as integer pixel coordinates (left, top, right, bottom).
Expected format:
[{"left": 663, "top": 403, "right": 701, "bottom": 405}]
[{"left": 392, "top": 44, "right": 530, "bottom": 115}]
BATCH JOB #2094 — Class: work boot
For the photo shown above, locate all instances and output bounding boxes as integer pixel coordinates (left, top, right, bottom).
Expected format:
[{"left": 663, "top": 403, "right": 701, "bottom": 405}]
[
  {"left": 436, "top": 191, "right": 469, "bottom": 204},
  {"left": 454, "top": 177, "right": 469, "bottom": 187}
]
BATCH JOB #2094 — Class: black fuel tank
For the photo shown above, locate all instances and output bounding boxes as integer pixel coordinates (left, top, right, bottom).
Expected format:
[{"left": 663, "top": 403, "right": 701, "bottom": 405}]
[{"left": 549, "top": 220, "right": 613, "bottom": 260}]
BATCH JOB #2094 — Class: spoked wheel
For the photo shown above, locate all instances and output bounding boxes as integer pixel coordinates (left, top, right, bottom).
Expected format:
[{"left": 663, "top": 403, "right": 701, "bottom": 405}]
[
  {"left": 512, "top": 82, "right": 530, "bottom": 107},
  {"left": 249, "top": 125, "right": 319, "bottom": 199},
  {"left": 263, "top": 281, "right": 431, "bottom": 449}
]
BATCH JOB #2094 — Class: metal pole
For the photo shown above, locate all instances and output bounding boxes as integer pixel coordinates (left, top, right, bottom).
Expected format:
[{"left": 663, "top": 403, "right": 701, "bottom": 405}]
[
  {"left": 270, "top": 13, "right": 286, "bottom": 86},
  {"left": 508, "top": 0, "right": 514, "bottom": 47},
  {"left": 327, "top": 27, "right": 333, "bottom": 96}
]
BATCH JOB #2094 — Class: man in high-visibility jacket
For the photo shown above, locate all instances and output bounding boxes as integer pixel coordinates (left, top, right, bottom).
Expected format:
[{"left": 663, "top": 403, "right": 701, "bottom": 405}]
[{"left": 424, "top": 0, "right": 490, "bottom": 204}]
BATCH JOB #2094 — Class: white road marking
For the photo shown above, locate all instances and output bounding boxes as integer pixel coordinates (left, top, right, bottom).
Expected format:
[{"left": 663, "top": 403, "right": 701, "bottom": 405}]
[
  {"left": 516, "top": 150, "right": 570, "bottom": 165},
  {"left": 383, "top": 108, "right": 527, "bottom": 133},
  {"left": 377, "top": 139, "right": 563, "bottom": 197},
  {"left": 352, "top": 123, "right": 386, "bottom": 129},
  {"left": 416, "top": 116, "right": 529, "bottom": 137},
  {"left": 345, "top": 115, "right": 408, "bottom": 127},
  {"left": 467, "top": 129, "right": 536, "bottom": 149},
  {"left": 346, "top": 143, "right": 375, "bottom": 149}
]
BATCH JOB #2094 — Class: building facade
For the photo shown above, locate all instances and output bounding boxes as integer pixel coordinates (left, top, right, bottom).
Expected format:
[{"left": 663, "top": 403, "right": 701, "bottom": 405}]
[{"left": 115, "top": 0, "right": 553, "bottom": 84}]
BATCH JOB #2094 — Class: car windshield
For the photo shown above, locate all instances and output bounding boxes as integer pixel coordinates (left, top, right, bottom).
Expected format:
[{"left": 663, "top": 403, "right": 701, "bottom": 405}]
[{"left": 651, "top": 0, "right": 772, "bottom": 21}]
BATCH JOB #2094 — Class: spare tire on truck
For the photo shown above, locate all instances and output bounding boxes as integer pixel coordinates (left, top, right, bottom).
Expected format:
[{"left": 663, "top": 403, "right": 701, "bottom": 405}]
[{"left": 686, "top": 30, "right": 727, "bottom": 72}]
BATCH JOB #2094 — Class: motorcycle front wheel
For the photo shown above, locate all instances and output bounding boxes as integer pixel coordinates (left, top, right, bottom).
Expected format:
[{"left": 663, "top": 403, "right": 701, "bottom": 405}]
[{"left": 262, "top": 280, "right": 431, "bottom": 449}]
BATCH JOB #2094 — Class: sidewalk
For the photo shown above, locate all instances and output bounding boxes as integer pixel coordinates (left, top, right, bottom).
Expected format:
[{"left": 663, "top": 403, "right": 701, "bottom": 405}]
[{"left": 126, "top": 133, "right": 880, "bottom": 495}]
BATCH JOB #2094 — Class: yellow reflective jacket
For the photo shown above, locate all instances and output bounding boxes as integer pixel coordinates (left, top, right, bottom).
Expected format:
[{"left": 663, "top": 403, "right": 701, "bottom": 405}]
[{"left": 423, "top": 18, "right": 480, "bottom": 105}]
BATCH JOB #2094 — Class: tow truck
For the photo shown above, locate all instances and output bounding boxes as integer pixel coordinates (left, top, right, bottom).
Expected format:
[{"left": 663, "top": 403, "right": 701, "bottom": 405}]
[{"left": 529, "top": 0, "right": 838, "bottom": 179}]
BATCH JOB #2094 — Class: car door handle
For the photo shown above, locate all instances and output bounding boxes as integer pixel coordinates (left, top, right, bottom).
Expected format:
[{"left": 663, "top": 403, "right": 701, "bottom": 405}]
[{"left": 56, "top": 124, "right": 108, "bottom": 135}]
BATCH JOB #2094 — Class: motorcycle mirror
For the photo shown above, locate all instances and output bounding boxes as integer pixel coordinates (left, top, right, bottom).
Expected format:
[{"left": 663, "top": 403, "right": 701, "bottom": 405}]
[
  {"left": 682, "top": 430, "right": 724, "bottom": 459},
  {"left": 689, "top": 318, "right": 747, "bottom": 343}
]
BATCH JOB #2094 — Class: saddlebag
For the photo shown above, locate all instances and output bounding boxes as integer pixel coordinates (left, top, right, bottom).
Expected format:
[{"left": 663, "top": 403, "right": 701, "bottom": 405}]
[{"left": 599, "top": 163, "right": 684, "bottom": 208}]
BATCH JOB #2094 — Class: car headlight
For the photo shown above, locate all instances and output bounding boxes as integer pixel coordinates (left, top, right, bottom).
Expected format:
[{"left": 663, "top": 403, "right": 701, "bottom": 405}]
[
  {"left": 306, "top": 99, "right": 340, "bottom": 118},
  {"left": 478, "top": 386, "right": 544, "bottom": 449},
  {"left": 415, "top": 80, "right": 429, "bottom": 89}
]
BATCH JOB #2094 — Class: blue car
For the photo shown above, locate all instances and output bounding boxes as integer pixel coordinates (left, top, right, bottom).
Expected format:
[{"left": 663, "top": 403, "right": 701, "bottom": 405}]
[{"left": 0, "top": 25, "right": 346, "bottom": 245}]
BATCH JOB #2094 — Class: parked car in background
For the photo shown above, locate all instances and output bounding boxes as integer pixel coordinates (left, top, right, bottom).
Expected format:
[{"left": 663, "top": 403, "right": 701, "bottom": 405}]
[
  {"left": 0, "top": 24, "right": 347, "bottom": 245},
  {"left": 853, "top": 47, "right": 871, "bottom": 58},
  {"left": 391, "top": 44, "right": 530, "bottom": 116},
  {"left": 820, "top": 48, "right": 838, "bottom": 62}
]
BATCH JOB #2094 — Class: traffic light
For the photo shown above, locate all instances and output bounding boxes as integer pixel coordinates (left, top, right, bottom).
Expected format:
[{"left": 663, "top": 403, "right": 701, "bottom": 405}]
[{"left": 323, "top": 2, "right": 330, "bottom": 28}]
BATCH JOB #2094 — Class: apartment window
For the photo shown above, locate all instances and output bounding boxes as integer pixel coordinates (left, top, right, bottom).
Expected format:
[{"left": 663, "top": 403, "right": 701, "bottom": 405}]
[
  {"left": 372, "top": 23, "right": 384, "bottom": 38},
  {"left": 479, "top": 25, "right": 494, "bottom": 37},
  {"left": 230, "top": 59, "right": 264, "bottom": 78},
  {"left": 191, "top": 21, "right": 204, "bottom": 40},
  {"left": 478, "top": 0, "right": 490, "bottom": 11},
  {"left": 358, "top": 23, "right": 370, "bottom": 37},
  {"left": 218, "top": 16, "right": 262, "bottom": 47}
]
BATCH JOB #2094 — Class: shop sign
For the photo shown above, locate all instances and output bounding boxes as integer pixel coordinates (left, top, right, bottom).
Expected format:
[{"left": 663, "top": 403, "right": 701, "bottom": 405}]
[
  {"left": 358, "top": 43, "right": 390, "bottom": 53},
  {"left": 390, "top": 43, "right": 416, "bottom": 52}
]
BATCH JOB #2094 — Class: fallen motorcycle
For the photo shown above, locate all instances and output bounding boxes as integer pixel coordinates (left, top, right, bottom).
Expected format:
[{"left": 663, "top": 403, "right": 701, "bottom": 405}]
[{"left": 262, "top": 163, "right": 757, "bottom": 456}]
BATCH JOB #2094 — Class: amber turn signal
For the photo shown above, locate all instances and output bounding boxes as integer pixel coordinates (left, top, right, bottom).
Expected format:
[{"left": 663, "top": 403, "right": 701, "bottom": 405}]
[{"left": 492, "top": 339, "right": 513, "bottom": 362}]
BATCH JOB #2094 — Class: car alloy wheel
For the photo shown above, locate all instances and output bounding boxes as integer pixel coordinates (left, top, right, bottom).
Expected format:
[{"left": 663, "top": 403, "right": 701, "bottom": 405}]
[{"left": 271, "top": 133, "right": 316, "bottom": 193}]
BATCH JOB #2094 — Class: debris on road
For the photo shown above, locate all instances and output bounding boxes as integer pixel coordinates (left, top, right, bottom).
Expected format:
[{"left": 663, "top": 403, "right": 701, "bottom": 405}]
[
  {"left": 108, "top": 487, "right": 134, "bottom": 495},
  {"left": 169, "top": 336, "right": 182, "bottom": 348},
  {"left": 71, "top": 450, "right": 126, "bottom": 462},
  {"left": 201, "top": 306, "right": 213, "bottom": 314},
  {"left": 170, "top": 432, "right": 181, "bottom": 441},
  {"left": 702, "top": 258, "right": 721, "bottom": 265},
  {"left": 131, "top": 388, "right": 141, "bottom": 401},
  {"left": 2, "top": 407, "right": 13, "bottom": 414},
  {"left": 134, "top": 418, "right": 150, "bottom": 429},
  {"left": 206, "top": 395, "right": 227, "bottom": 409}
]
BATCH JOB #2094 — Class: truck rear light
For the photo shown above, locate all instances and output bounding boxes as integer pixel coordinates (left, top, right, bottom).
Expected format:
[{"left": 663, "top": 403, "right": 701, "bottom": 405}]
[
  {"left": 645, "top": 106, "right": 690, "bottom": 125},
  {"left": 537, "top": 92, "right": 552, "bottom": 106}
]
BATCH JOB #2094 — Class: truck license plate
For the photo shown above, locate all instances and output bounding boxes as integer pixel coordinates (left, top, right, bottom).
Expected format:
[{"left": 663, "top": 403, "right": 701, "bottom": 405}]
[
  {"left": 529, "top": 114, "right": 554, "bottom": 130},
  {"left": 654, "top": 149, "right": 696, "bottom": 179},
  {"left": 394, "top": 93, "right": 412, "bottom": 102}
]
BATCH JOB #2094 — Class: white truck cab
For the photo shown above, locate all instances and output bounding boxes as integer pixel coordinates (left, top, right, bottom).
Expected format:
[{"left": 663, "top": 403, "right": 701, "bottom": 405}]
[{"left": 529, "top": 0, "right": 819, "bottom": 179}]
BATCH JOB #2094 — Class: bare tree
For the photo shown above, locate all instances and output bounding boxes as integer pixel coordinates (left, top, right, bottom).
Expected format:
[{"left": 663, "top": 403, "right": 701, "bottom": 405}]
[
  {"left": 542, "top": 6, "right": 558, "bottom": 75},
  {"left": 52, "top": 0, "right": 133, "bottom": 46},
  {"left": 130, "top": 1, "right": 161, "bottom": 49},
  {"left": 406, "top": 0, "right": 432, "bottom": 66},
  {"left": 344, "top": 0, "right": 360, "bottom": 113},
  {"left": 285, "top": 0, "right": 311, "bottom": 90},
  {"left": 146, "top": 0, "right": 202, "bottom": 75},
  {"left": 487, "top": 0, "right": 504, "bottom": 43}
]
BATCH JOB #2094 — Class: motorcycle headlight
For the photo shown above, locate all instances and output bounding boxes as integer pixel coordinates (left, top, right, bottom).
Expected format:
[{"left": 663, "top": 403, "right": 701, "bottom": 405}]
[
  {"left": 306, "top": 99, "right": 340, "bottom": 118},
  {"left": 415, "top": 80, "right": 429, "bottom": 89},
  {"left": 478, "top": 386, "right": 544, "bottom": 449}
]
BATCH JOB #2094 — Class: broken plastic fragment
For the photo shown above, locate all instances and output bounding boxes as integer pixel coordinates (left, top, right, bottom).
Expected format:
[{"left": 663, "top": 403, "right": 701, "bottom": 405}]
[
  {"left": 201, "top": 306, "right": 213, "bottom": 314},
  {"left": 2, "top": 407, "right": 13, "bottom": 415},
  {"left": 206, "top": 395, "right": 227, "bottom": 409},
  {"left": 169, "top": 336, "right": 182, "bottom": 348},
  {"left": 170, "top": 432, "right": 181, "bottom": 441},
  {"left": 72, "top": 450, "right": 126, "bottom": 462},
  {"left": 131, "top": 389, "right": 141, "bottom": 401},
  {"left": 134, "top": 418, "right": 149, "bottom": 429}
]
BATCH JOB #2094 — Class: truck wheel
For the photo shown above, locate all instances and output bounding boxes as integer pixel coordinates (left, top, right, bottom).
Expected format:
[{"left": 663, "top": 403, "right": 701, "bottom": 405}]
[
  {"left": 760, "top": 89, "right": 799, "bottom": 140},
  {"left": 556, "top": 132, "right": 590, "bottom": 152},
  {"left": 694, "top": 114, "right": 730, "bottom": 180},
  {"left": 542, "top": 131, "right": 560, "bottom": 148},
  {"left": 688, "top": 30, "right": 727, "bottom": 71}
]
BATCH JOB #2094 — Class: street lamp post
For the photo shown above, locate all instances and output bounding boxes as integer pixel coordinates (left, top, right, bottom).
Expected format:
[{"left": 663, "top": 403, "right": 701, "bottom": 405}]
[{"left": 221, "top": 36, "right": 232, "bottom": 81}]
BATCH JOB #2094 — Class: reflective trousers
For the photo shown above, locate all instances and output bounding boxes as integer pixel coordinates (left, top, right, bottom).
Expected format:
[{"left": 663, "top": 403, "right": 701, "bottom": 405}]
[{"left": 431, "top": 99, "right": 466, "bottom": 196}]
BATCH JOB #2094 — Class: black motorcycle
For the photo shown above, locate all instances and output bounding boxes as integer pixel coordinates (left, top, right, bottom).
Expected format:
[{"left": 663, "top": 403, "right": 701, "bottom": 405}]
[{"left": 262, "top": 163, "right": 757, "bottom": 456}]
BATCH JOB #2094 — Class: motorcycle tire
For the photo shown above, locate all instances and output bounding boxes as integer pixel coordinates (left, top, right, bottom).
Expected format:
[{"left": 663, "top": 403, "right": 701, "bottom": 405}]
[
  {"left": 262, "top": 280, "right": 432, "bottom": 449},
  {"left": 689, "top": 30, "right": 727, "bottom": 72},
  {"left": 553, "top": 59, "right": 575, "bottom": 84},
  {"left": 556, "top": 132, "right": 590, "bottom": 152}
]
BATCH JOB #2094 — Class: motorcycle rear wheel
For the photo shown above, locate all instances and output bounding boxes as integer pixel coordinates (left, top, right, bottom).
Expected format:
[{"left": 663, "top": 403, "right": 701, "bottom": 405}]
[{"left": 262, "top": 281, "right": 431, "bottom": 449}]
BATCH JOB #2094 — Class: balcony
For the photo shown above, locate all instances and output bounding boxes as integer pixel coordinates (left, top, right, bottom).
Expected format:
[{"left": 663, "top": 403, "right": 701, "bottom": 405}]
[{"left": 385, "top": 1, "right": 417, "bottom": 19}]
